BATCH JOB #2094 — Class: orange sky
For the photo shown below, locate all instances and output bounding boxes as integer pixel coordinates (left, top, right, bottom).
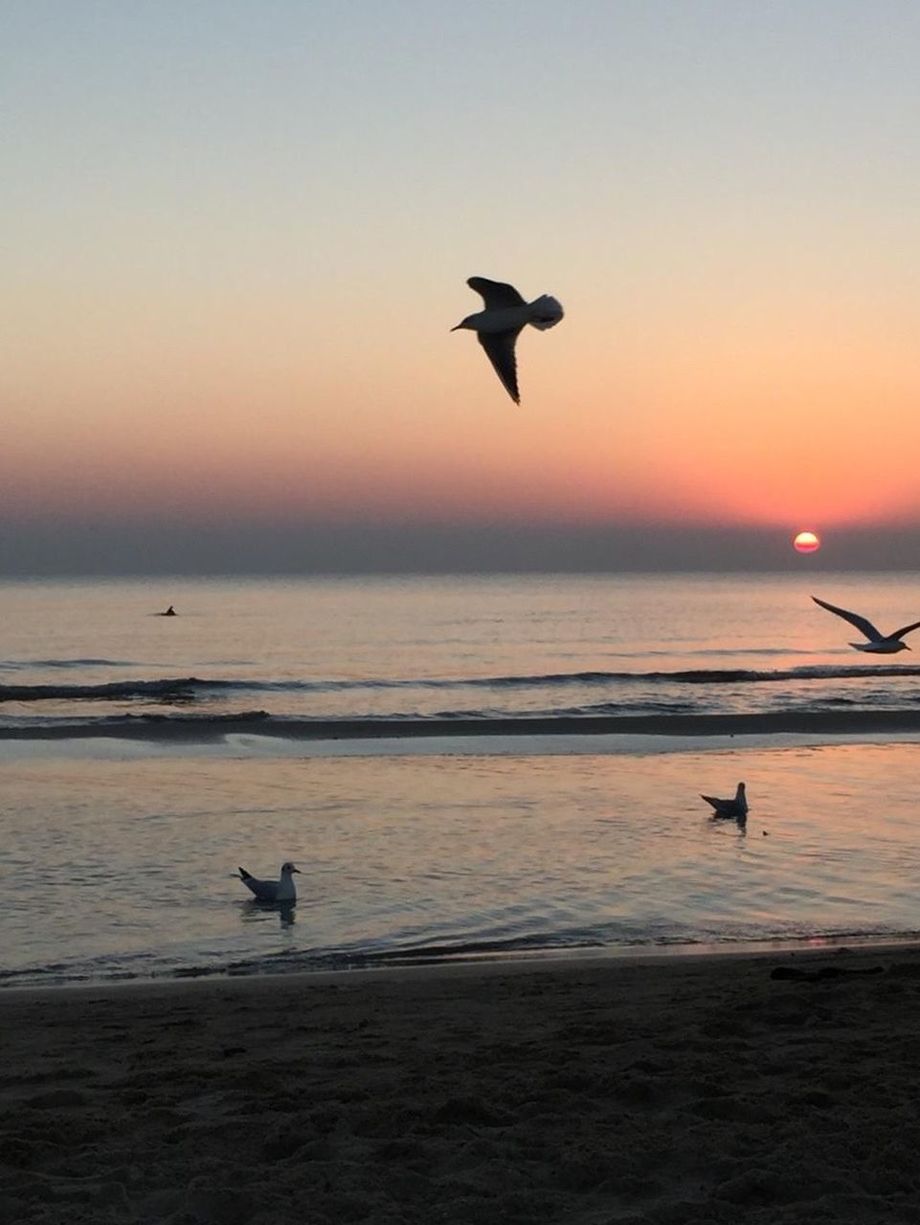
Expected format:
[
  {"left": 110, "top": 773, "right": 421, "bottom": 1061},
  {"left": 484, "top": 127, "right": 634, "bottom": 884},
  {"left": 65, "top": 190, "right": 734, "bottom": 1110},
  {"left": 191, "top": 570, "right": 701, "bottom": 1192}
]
[
  {"left": 4, "top": 3, "right": 920, "bottom": 565},
  {"left": 6, "top": 279, "right": 918, "bottom": 532}
]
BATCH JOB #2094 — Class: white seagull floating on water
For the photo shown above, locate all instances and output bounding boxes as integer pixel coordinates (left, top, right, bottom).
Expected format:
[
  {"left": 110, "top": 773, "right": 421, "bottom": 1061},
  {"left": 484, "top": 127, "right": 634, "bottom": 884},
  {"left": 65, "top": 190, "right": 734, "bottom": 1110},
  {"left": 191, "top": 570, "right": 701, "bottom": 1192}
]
[
  {"left": 812, "top": 596, "right": 920, "bottom": 654},
  {"left": 701, "top": 782, "right": 748, "bottom": 820},
  {"left": 238, "top": 861, "right": 300, "bottom": 904},
  {"left": 452, "top": 276, "right": 564, "bottom": 404}
]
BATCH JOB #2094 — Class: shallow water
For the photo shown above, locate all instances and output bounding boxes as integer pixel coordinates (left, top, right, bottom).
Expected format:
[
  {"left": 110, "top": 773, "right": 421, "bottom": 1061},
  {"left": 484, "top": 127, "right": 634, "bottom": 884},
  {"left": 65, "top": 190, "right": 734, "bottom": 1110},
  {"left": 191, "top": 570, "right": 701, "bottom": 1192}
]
[
  {"left": 2, "top": 738, "right": 919, "bottom": 986},
  {"left": 3, "top": 572, "right": 920, "bottom": 986}
]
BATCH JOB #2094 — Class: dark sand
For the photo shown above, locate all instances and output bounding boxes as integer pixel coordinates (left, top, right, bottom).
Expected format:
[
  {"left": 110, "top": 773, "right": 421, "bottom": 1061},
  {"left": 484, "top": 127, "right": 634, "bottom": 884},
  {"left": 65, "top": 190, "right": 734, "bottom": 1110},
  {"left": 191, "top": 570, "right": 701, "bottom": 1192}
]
[{"left": 3, "top": 945, "right": 920, "bottom": 1223}]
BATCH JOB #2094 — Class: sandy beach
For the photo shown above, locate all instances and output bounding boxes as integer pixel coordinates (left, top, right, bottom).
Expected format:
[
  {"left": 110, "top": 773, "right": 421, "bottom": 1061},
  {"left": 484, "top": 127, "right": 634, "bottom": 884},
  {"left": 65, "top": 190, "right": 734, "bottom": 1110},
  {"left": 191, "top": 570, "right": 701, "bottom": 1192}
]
[{"left": 4, "top": 946, "right": 920, "bottom": 1224}]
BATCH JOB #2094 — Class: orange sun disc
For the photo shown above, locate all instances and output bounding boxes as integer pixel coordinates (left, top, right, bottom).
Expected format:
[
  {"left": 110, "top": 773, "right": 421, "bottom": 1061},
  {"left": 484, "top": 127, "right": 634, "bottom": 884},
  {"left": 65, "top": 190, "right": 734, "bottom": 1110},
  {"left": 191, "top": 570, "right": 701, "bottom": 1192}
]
[{"left": 793, "top": 530, "right": 821, "bottom": 554}]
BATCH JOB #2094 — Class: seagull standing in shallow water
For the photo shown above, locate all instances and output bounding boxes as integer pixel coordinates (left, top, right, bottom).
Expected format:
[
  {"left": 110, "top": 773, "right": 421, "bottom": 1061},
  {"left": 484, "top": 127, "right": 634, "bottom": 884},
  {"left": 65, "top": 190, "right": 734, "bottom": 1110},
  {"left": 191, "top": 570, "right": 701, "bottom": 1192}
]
[
  {"left": 811, "top": 596, "right": 920, "bottom": 654},
  {"left": 238, "top": 861, "right": 300, "bottom": 904},
  {"left": 452, "top": 276, "right": 564, "bottom": 404},
  {"left": 701, "top": 783, "right": 748, "bottom": 820}
]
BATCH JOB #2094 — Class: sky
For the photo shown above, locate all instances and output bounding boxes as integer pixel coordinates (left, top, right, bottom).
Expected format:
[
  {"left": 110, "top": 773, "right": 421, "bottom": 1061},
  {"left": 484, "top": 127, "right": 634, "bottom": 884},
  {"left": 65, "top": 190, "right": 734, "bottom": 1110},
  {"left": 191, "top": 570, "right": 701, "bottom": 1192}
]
[{"left": 3, "top": 1, "right": 920, "bottom": 574}]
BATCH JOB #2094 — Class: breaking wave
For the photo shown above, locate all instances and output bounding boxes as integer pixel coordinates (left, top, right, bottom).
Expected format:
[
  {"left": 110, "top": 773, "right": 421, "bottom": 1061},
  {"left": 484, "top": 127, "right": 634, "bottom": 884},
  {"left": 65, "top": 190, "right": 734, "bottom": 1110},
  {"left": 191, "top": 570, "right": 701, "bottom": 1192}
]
[{"left": 3, "top": 663, "right": 920, "bottom": 704}]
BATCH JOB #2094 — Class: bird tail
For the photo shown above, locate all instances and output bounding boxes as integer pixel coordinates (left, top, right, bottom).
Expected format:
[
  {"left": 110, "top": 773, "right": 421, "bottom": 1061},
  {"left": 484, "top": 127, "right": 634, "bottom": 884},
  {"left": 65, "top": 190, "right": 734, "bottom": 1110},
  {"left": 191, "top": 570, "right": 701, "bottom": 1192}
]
[
  {"left": 528, "top": 295, "right": 564, "bottom": 329},
  {"left": 238, "top": 867, "right": 253, "bottom": 881}
]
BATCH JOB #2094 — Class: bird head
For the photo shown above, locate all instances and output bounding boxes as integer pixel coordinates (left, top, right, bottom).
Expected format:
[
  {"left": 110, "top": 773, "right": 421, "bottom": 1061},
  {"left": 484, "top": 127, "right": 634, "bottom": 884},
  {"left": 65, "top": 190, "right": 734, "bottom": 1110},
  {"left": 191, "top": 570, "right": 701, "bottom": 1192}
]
[
  {"left": 281, "top": 862, "right": 301, "bottom": 875},
  {"left": 451, "top": 315, "right": 476, "bottom": 332}
]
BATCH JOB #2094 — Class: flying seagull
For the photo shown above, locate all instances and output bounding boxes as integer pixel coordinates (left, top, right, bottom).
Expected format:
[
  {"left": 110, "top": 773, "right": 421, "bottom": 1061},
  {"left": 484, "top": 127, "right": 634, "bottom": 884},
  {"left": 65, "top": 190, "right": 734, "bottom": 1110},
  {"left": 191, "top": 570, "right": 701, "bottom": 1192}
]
[
  {"left": 701, "top": 782, "right": 748, "bottom": 820},
  {"left": 452, "top": 276, "right": 564, "bottom": 403},
  {"left": 238, "top": 861, "right": 300, "bottom": 904},
  {"left": 811, "top": 596, "right": 920, "bottom": 654}
]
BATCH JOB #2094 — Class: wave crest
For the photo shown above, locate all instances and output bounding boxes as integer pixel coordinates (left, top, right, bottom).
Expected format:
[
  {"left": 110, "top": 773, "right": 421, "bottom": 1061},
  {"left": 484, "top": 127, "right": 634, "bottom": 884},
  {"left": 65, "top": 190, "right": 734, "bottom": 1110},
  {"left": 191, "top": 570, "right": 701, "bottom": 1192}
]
[{"left": 3, "top": 663, "right": 920, "bottom": 704}]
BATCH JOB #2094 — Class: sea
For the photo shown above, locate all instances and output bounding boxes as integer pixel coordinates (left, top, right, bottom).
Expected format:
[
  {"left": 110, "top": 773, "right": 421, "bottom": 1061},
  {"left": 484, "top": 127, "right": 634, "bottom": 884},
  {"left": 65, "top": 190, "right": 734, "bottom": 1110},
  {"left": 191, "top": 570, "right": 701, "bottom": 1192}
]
[{"left": 2, "top": 571, "right": 920, "bottom": 989}]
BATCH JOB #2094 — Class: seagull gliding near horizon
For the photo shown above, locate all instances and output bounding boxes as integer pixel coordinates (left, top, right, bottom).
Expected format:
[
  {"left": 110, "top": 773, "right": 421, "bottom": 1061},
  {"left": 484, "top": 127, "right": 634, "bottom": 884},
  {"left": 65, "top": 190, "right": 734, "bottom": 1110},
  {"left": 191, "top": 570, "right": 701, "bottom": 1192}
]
[
  {"left": 811, "top": 596, "right": 920, "bottom": 653},
  {"left": 452, "top": 277, "right": 564, "bottom": 404}
]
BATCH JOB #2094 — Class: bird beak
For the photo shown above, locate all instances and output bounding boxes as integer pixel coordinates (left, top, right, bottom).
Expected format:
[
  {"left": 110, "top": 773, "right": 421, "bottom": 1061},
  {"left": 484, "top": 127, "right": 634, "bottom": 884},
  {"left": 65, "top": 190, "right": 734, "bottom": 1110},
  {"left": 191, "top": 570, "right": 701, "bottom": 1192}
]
[
  {"left": 450, "top": 324, "right": 462, "bottom": 331},
  {"left": 292, "top": 867, "right": 301, "bottom": 873}
]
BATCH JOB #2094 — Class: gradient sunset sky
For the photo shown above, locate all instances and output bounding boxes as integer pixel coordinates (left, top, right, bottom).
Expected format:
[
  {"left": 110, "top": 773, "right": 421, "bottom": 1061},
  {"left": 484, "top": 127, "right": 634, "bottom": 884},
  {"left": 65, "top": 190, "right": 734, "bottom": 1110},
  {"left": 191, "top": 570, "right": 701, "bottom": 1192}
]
[{"left": 4, "top": 1, "right": 920, "bottom": 573}]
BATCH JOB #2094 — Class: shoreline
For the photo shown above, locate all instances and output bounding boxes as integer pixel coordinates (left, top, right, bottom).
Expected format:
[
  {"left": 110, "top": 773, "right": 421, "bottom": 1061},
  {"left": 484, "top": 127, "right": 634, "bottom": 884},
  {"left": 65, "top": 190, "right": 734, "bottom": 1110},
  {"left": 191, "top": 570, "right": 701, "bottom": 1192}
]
[
  {"left": 4, "top": 931, "right": 912, "bottom": 998},
  {"left": 6, "top": 929, "right": 920, "bottom": 997},
  {"left": 5, "top": 942, "right": 920, "bottom": 1222}
]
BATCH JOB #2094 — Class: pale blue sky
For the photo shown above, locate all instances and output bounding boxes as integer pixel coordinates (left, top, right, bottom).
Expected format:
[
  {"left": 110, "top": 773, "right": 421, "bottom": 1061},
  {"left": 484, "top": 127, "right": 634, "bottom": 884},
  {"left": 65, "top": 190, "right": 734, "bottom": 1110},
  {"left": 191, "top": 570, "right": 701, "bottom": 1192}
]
[{"left": 6, "top": 1, "right": 918, "bottom": 296}]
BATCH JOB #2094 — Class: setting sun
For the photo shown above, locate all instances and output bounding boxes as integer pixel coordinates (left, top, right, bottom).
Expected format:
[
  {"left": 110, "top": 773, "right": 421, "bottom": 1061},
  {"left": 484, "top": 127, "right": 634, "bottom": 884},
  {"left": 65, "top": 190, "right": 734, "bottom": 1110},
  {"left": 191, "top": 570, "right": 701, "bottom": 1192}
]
[{"left": 793, "top": 530, "right": 821, "bottom": 554}]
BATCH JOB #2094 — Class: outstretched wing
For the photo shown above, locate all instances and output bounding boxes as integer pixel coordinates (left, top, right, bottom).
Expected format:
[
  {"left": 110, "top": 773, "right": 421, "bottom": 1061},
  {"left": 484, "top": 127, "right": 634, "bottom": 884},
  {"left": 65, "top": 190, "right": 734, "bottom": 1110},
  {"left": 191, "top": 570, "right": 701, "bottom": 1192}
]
[
  {"left": 811, "top": 596, "right": 882, "bottom": 642},
  {"left": 468, "top": 277, "right": 526, "bottom": 309},
  {"left": 478, "top": 329, "right": 523, "bottom": 404},
  {"left": 891, "top": 619, "right": 920, "bottom": 641}
]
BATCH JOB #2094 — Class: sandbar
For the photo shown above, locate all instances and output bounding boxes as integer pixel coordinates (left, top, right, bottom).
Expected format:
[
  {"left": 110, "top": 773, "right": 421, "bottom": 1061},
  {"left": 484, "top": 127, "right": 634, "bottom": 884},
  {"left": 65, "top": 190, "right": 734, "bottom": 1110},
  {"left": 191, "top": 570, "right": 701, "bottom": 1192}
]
[{"left": 4, "top": 708, "right": 920, "bottom": 745}]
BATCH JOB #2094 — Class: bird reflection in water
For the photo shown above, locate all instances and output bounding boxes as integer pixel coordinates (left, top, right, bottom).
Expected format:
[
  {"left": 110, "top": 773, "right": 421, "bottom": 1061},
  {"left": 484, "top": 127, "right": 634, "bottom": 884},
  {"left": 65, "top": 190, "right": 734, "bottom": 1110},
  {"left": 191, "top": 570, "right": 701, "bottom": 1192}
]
[{"left": 241, "top": 898, "right": 297, "bottom": 928}]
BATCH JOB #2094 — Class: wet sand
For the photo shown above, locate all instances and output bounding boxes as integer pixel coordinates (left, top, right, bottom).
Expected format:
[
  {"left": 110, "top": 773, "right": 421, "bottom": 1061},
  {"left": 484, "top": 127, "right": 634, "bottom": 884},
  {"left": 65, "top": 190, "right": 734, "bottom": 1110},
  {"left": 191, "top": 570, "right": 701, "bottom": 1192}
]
[{"left": 3, "top": 945, "right": 920, "bottom": 1223}]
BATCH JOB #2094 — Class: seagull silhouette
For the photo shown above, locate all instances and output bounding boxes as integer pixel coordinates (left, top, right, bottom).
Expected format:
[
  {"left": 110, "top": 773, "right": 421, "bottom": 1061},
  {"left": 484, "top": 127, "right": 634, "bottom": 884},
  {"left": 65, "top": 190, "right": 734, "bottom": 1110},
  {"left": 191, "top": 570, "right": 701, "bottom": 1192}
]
[
  {"left": 452, "top": 277, "right": 563, "bottom": 403},
  {"left": 238, "top": 861, "right": 300, "bottom": 904},
  {"left": 811, "top": 596, "right": 920, "bottom": 653},
  {"left": 701, "top": 782, "right": 748, "bottom": 819}
]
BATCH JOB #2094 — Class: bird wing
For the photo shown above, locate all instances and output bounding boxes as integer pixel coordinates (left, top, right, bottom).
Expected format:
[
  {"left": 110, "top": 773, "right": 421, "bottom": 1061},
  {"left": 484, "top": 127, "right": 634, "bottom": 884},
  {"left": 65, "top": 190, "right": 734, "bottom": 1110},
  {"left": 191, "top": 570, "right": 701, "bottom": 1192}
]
[
  {"left": 239, "top": 869, "right": 278, "bottom": 902},
  {"left": 890, "top": 619, "right": 920, "bottom": 641},
  {"left": 811, "top": 596, "right": 883, "bottom": 642},
  {"left": 702, "top": 795, "right": 741, "bottom": 818},
  {"left": 478, "top": 328, "right": 523, "bottom": 403},
  {"left": 468, "top": 277, "right": 526, "bottom": 309}
]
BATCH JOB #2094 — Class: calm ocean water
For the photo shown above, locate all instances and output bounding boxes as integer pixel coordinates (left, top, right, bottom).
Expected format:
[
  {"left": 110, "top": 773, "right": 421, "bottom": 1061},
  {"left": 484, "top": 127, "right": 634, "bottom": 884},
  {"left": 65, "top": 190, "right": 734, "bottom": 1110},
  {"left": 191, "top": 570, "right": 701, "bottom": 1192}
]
[{"left": 2, "top": 572, "right": 920, "bottom": 986}]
